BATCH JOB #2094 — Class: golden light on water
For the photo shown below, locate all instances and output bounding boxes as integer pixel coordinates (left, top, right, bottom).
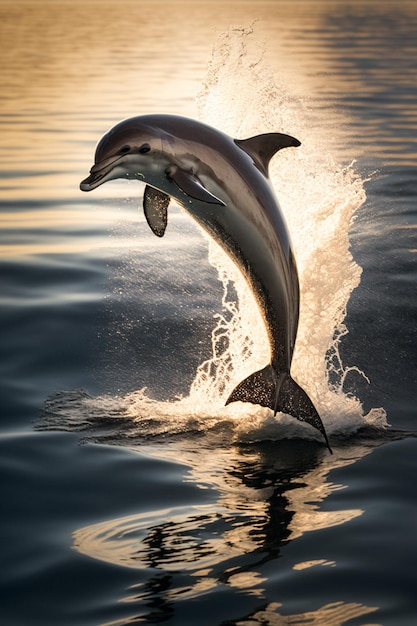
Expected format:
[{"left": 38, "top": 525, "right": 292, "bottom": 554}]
[
  {"left": 0, "top": 3, "right": 381, "bottom": 183},
  {"left": 227, "top": 602, "right": 379, "bottom": 626},
  {"left": 2, "top": 0, "right": 415, "bottom": 257}
]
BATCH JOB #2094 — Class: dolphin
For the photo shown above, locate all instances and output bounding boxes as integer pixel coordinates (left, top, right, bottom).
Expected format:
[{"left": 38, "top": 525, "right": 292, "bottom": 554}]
[{"left": 80, "top": 114, "right": 332, "bottom": 453}]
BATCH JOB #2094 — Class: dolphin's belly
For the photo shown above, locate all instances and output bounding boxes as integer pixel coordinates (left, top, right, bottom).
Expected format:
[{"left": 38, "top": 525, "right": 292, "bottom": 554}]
[{"left": 181, "top": 195, "right": 298, "bottom": 372}]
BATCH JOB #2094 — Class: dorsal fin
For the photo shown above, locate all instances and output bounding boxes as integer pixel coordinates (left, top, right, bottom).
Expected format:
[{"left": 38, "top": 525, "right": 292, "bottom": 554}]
[{"left": 235, "top": 132, "right": 301, "bottom": 177}]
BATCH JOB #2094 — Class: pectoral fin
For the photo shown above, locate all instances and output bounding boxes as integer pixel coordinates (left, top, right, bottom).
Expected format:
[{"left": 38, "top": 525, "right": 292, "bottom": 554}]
[
  {"left": 166, "top": 165, "right": 225, "bottom": 206},
  {"left": 143, "top": 185, "right": 170, "bottom": 237}
]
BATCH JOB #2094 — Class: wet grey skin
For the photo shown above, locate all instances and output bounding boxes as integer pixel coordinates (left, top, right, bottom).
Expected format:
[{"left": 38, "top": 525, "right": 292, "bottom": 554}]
[{"left": 80, "top": 114, "right": 332, "bottom": 453}]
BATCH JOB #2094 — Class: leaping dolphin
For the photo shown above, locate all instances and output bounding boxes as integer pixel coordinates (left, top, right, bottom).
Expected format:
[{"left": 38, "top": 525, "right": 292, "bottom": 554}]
[{"left": 80, "top": 114, "right": 332, "bottom": 453}]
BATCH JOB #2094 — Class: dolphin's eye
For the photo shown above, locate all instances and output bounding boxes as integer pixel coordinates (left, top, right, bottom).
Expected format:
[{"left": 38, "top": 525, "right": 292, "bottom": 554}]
[
  {"left": 119, "top": 145, "right": 131, "bottom": 154},
  {"left": 139, "top": 143, "right": 151, "bottom": 154}
]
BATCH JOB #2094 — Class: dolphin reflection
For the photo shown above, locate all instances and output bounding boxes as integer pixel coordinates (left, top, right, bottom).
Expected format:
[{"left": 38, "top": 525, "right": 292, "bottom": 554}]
[{"left": 73, "top": 439, "right": 381, "bottom": 624}]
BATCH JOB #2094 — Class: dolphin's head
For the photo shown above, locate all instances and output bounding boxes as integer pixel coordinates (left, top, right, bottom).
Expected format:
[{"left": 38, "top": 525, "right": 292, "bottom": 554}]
[
  {"left": 80, "top": 115, "right": 225, "bottom": 211},
  {"left": 80, "top": 118, "right": 165, "bottom": 191}
]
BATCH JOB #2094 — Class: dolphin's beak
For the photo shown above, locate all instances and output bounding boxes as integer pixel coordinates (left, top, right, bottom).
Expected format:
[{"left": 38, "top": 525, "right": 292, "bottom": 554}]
[
  {"left": 80, "top": 153, "right": 125, "bottom": 191},
  {"left": 80, "top": 171, "right": 104, "bottom": 191}
]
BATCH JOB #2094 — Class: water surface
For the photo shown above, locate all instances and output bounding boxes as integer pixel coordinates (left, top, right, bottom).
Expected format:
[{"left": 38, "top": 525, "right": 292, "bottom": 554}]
[{"left": 1, "top": 2, "right": 417, "bottom": 625}]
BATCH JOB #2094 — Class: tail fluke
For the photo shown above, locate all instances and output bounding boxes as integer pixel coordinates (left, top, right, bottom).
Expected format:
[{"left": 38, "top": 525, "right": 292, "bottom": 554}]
[{"left": 225, "top": 365, "right": 332, "bottom": 453}]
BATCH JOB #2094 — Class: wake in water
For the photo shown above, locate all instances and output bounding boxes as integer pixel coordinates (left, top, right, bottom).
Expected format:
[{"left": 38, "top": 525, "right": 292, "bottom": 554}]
[{"left": 42, "top": 27, "right": 387, "bottom": 446}]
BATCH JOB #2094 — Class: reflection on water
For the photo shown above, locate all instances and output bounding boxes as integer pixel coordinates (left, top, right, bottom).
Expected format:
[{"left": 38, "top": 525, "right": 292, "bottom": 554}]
[
  {"left": 73, "top": 439, "right": 379, "bottom": 624},
  {"left": 228, "top": 602, "right": 378, "bottom": 626}
]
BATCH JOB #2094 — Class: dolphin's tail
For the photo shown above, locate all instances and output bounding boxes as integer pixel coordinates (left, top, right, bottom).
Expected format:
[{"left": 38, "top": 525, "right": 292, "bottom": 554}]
[{"left": 225, "top": 365, "right": 332, "bottom": 453}]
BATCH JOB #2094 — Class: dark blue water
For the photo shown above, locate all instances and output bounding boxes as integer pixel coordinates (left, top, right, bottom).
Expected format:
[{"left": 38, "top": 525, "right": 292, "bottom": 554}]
[{"left": 1, "top": 2, "right": 417, "bottom": 625}]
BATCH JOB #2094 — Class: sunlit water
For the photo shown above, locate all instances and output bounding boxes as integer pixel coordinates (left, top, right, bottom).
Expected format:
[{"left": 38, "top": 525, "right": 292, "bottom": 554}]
[{"left": 1, "top": 2, "right": 417, "bottom": 626}]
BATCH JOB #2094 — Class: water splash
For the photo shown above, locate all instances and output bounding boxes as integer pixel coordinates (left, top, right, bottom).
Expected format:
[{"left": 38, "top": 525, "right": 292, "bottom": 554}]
[
  {"left": 189, "top": 26, "right": 387, "bottom": 437},
  {"left": 42, "top": 27, "right": 387, "bottom": 445}
]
